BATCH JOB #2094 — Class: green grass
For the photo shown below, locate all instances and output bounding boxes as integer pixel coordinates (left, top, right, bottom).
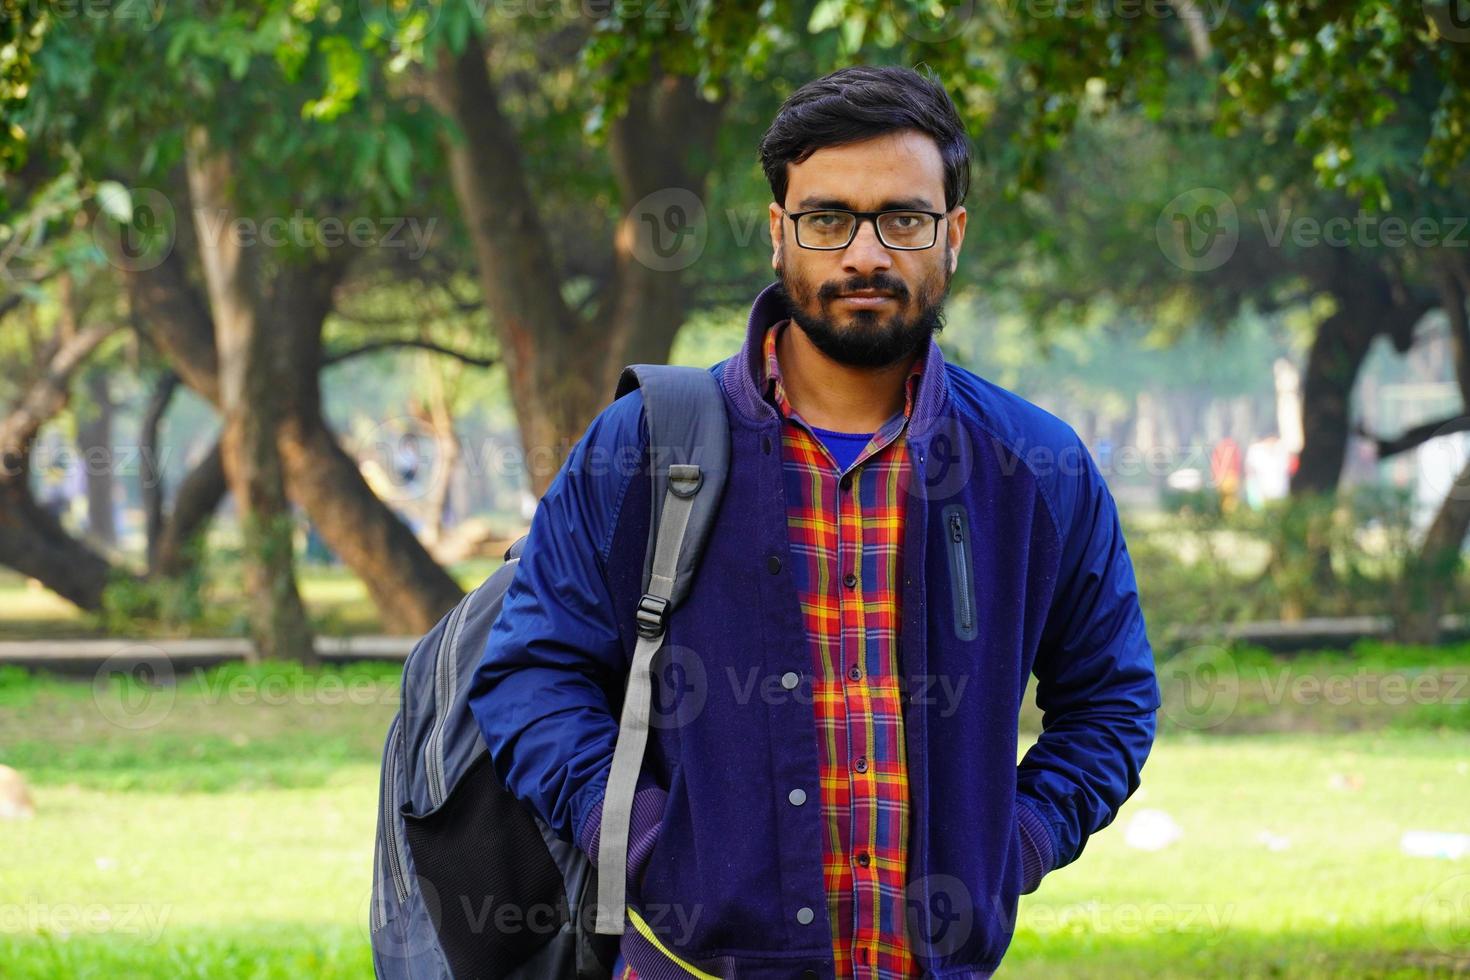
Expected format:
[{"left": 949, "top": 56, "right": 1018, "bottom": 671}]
[
  {"left": 1144, "top": 641, "right": 1470, "bottom": 735},
  {"left": 0, "top": 662, "right": 402, "bottom": 793},
  {"left": 0, "top": 656, "right": 1467, "bottom": 976},
  {"left": 1007, "top": 729, "right": 1470, "bottom": 977},
  {"left": 0, "top": 558, "right": 505, "bottom": 639}
]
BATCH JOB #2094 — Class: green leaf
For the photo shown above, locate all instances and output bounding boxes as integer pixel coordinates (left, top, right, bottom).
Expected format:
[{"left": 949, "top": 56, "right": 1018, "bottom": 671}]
[
  {"left": 807, "top": 0, "right": 845, "bottom": 33},
  {"left": 382, "top": 127, "right": 413, "bottom": 199},
  {"left": 94, "top": 180, "right": 133, "bottom": 223}
]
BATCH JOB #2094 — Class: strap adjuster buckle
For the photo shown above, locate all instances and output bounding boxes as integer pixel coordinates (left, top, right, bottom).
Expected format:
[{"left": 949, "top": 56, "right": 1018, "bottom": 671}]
[{"left": 636, "top": 593, "right": 669, "bottom": 638}]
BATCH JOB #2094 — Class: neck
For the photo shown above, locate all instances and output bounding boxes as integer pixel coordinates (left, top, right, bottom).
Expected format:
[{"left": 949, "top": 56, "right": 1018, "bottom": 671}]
[{"left": 776, "top": 319, "right": 918, "bottom": 433}]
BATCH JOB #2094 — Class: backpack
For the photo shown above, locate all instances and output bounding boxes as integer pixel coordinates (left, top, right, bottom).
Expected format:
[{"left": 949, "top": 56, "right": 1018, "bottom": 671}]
[{"left": 370, "top": 363, "right": 731, "bottom": 980}]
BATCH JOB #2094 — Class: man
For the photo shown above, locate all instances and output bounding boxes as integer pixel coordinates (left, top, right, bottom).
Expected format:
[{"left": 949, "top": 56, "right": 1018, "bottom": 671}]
[{"left": 469, "top": 64, "right": 1161, "bottom": 979}]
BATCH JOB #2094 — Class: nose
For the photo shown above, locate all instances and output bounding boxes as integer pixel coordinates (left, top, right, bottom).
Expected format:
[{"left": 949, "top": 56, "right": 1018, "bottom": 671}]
[{"left": 841, "top": 216, "right": 893, "bottom": 277}]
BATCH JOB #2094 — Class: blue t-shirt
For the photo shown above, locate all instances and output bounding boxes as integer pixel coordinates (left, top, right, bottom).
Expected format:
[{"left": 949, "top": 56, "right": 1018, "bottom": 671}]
[{"left": 808, "top": 423, "right": 874, "bottom": 473}]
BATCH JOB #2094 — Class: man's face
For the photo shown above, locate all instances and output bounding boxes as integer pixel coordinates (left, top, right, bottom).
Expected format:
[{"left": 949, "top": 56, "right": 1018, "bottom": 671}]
[{"left": 768, "top": 128, "right": 967, "bottom": 369}]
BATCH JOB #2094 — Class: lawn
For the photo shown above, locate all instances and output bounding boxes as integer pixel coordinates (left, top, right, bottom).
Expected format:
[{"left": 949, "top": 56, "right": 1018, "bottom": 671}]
[
  {"left": 0, "top": 559, "right": 505, "bottom": 640},
  {"left": 0, "top": 656, "right": 1467, "bottom": 977}
]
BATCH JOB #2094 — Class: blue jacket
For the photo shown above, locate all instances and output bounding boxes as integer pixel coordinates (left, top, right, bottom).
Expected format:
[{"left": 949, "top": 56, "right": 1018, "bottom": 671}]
[{"left": 468, "top": 280, "right": 1161, "bottom": 978}]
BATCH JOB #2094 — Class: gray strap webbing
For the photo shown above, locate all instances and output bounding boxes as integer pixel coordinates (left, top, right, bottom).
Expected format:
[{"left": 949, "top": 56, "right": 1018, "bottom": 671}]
[{"left": 593, "top": 463, "right": 701, "bottom": 935}]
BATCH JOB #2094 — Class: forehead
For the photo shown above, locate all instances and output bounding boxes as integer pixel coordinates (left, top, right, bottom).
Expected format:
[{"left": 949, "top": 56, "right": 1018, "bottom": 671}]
[{"left": 785, "top": 129, "right": 946, "bottom": 210}]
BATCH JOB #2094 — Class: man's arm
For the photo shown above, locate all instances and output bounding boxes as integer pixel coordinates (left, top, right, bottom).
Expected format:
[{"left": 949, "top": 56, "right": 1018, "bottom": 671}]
[
  {"left": 466, "top": 391, "right": 667, "bottom": 884},
  {"left": 1016, "top": 429, "right": 1162, "bottom": 892}
]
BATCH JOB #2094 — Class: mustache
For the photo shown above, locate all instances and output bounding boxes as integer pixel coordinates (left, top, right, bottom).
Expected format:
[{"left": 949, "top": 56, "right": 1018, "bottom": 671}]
[{"left": 818, "top": 278, "right": 908, "bottom": 301}]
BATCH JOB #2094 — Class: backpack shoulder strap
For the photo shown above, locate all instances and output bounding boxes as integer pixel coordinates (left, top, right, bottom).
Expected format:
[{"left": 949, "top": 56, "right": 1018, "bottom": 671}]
[
  {"left": 615, "top": 364, "right": 730, "bottom": 613},
  {"left": 593, "top": 363, "right": 729, "bottom": 934}
]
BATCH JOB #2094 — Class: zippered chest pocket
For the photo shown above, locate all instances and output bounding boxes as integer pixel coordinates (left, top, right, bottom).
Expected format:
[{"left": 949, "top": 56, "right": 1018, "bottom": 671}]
[{"left": 942, "top": 504, "right": 978, "bottom": 641}]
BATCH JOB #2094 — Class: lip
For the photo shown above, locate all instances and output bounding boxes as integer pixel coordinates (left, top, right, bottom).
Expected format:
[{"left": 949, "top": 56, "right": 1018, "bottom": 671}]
[{"left": 835, "top": 292, "right": 896, "bottom": 307}]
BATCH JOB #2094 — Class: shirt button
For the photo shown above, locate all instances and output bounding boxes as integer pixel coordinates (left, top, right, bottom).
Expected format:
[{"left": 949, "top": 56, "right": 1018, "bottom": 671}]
[
  {"left": 796, "top": 906, "right": 815, "bottom": 925},
  {"left": 768, "top": 554, "right": 782, "bottom": 575},
  {"left": 781, "top": 671, "right": 800, "bottom": 690},
  {"left": 843, "top": 572, "right": 857, "bottom": 589},
  {"left": 856, "top": 851, "right": 871, "bottom": 867},
  {"left": 847, "top": 665, "right": 861, "bottom": 681},
  {"left": 853, "top": 757, "right": 867, "bottom": 773},
  {"left": 839, "top": 473, "right": 852, "bottom": 491},
  {"left": 788, "top": 788, "right": 807, "bottom": 806}
]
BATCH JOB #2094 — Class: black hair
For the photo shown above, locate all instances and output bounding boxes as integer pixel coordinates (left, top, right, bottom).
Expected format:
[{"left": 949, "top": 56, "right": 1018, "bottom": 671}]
[{"left": 758, "top": 64, "right": 972, "bottom": 212}]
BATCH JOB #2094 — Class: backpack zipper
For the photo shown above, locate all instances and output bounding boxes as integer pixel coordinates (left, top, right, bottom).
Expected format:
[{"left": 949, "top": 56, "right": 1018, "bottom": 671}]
[
  {"left": 943, "top": 505, "right": 977, "bottom": 640},
  {"left": 423, "top": 584, "right": 476, "bottom": 809},
  {"left": 379, "top": 714, "right": 410, "bottom": 925},
  {"left": 424, "top": 574, "right": 500, "bottom": 809}
]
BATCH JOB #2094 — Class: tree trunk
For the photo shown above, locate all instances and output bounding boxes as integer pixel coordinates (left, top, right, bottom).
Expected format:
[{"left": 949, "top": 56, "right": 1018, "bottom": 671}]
[
  {"left": 267, "top": 240, "right": 466, "bottom": 634},
  {"left": 0, "top": 321, "right": 122, "bottom": 609},
  {"left": 1293, "top": 255, "right": 1428, "bottom": 496},
  {"left": 426, "top": 38, "right": 600, "bottom": 496},
  {"left": 426, "top": 41, "right": 726, "bottom": 497},
  {"left": 152, "top": 440, "right": 227, "bottom": 579},
  {"left": 0, "top": 480, "right": 116, "bottom": 609},
  {"left": 277, "top": 413, "right": 463, "bottom": 632},
  {"left": 140, "top": 372, "right": 228, "bottom": 579},
  {"left": 1278, "top": 254, "right": 1431, "bottom": 610},
  {"left": 1394, "top": 257, "right": 1470, "bottom": 643},
  {"left": 128, "top": 184, "right": 464, "bottom": 634},
  {"left": 1294, "top": 310, "right": 1381, "bottom": 497},
  {"left": 419, "top": 372, "right": 458, "bottom": 547},
  {"left": 141, "top": 370, "right": 178, "bottom": 570},
  {"left": 186, "top": 129, "right": 316, "bottom": 665},
  {"left": 1395, "top": 455, "right": 1470, "bottom": 644},
  {"left": 78, "top": 370, "right": 117, "bottom": 547}
]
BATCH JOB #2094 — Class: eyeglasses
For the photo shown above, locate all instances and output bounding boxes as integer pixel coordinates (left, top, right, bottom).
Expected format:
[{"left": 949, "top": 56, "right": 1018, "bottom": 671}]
[{"left": 780, "top": 206, "right": 947, "bottom": 250}]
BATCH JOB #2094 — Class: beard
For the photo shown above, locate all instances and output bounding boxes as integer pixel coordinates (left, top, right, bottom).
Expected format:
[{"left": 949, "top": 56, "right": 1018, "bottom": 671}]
[{"left": 774, "top": 246, "right": 952, "bottom": 369}]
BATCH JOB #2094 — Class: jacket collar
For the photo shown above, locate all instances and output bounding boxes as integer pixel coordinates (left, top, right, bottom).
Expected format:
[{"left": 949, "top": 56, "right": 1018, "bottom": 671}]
[{"left": 720, "top": 279, "right": 952, "bottom": 438}]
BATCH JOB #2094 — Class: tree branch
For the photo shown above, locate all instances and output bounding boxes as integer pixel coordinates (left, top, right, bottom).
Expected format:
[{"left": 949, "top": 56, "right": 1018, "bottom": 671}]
[
  {"left": 1, "top": 321, "right": 119, "bottom": 462},
  {"left": 1355, "top": 413, "right": 1470, "bottom": 460},
  {"left": 321, "top": 338, "right": 498, "bottom": 369}
]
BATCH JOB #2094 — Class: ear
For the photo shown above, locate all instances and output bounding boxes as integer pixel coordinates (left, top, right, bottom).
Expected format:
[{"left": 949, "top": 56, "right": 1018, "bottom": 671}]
[
  {"left": 769, "top": 202, "right": 784, "bottom": 271},
  {"left": 946, "top": 206, "right": 967, "bottom": 274}
]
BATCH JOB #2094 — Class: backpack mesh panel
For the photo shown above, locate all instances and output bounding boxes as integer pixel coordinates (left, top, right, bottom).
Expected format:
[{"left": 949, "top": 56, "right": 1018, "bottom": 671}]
[{"left": 402, "top": 754, "right": 568, "bottom": 979}]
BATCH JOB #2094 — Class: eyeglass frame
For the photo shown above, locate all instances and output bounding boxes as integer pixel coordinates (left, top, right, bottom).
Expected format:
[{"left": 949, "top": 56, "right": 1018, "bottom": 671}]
[{"left": 778, "top": 205, "right": 950, "bottom": 251}]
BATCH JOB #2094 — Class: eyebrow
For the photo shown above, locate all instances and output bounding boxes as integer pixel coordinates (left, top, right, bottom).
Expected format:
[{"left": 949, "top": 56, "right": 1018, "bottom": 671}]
[{"left": 795, "top": 195, "right": 936, "bottom": 211}]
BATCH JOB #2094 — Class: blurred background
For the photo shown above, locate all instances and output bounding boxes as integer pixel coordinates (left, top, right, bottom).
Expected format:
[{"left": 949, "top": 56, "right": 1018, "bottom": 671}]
[{"left": 2, "top": 0, "right": 1469, "bottom": 976}]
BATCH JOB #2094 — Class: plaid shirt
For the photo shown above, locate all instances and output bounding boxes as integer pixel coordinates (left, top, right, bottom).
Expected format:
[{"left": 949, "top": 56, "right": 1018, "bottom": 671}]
[{"left": 618, "top": 317, "right": 925, "bottom": 979}]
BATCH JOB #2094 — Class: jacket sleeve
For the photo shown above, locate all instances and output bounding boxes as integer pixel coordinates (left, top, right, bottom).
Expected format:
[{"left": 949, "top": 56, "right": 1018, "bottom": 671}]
[
  {"left": 466, "top": 389, "right": 665, "bottom": 875},
  {"left": 1017, "top": 429, "right": 1162, "bottom": 885}
]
